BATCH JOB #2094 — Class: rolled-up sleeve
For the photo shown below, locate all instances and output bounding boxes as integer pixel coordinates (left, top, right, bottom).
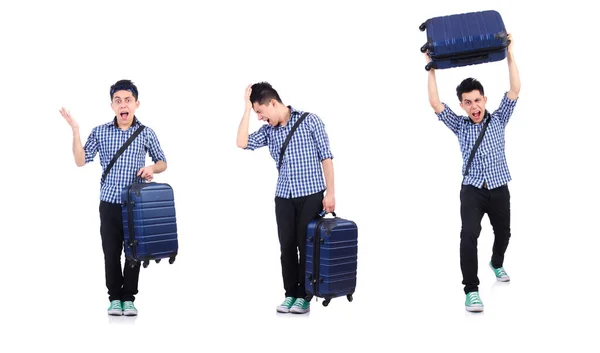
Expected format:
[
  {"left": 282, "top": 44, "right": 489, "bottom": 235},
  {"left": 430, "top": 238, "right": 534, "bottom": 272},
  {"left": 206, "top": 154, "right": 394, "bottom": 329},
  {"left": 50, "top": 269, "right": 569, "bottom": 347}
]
[
  {"left": 308, "top": 114, "right": 333, "bottom": 161},
  {"left": 436, "top": 103, "right": 461, "bottom": 136},
  {"left": 145, "top": 127, "right": 167, "bottom": 163},
  {"left": 245, "top": 125, "right": 268, "bottom": 151},
  {"left": 83, "top": 128, "right": 99, "bottom": 163},
  {"left": 493, "top": 92, "right": 518, "bottom": 126}
]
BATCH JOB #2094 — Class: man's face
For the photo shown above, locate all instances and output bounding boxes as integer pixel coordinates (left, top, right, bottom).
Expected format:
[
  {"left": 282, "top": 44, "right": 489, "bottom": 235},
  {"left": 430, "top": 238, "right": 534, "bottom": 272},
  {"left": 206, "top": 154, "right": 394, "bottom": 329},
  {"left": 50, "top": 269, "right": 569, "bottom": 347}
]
[
  {"left": 252, "top": 100, "right": 278, "bottom": 126},
  {"left": 460, "top": 90, "right": 487, "bottom": 124},
  {"left": 111, "top": 90, "right": 139, "bottom": 126}
]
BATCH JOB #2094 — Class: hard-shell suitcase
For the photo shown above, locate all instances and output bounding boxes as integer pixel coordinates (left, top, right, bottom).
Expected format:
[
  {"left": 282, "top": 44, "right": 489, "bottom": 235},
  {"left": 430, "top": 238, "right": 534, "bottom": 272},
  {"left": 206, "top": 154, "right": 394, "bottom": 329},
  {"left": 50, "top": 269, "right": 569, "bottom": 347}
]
[
  {"left": 305, "top": 211, "right": 357, "bottom": 307},
  {"left": 419, "top": 10, "right": 510, "bottom": 71},
  {"left": 121, "top": 182, "right": 179, "bottom": 268}
]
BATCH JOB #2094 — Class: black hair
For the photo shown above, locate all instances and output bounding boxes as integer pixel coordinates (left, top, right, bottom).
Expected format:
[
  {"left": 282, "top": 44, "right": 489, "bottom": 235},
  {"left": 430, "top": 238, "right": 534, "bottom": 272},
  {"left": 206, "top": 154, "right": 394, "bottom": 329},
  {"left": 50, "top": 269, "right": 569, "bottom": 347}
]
[
  {"left": 456, "top": 78, "right": 484, "bottom": 101},
  {"left": 110, "top": 79, "right": 139, "bottom": 101},
  {"left": 249, "top": 82, "right": 282, "bottom": 105}
]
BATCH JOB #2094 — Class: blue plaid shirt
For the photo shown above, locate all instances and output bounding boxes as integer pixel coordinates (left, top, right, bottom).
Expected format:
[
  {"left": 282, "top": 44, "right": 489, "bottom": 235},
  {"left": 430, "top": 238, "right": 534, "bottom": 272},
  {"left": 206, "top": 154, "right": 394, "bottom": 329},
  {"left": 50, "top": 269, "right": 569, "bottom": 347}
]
[
  {"left": 245, "top": 106, "right": 334, "bottom": 199},
  {"left": 83, "top": 117, "right": 167, "bottom": 204},
  {"left": 437, "top": 92, "right": 518, "bottom": 190}
]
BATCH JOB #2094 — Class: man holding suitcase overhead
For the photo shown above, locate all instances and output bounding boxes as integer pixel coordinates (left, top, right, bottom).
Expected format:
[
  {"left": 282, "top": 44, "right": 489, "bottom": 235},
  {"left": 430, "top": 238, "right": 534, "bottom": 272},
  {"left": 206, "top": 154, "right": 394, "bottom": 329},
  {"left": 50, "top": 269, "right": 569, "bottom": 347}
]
[
  {"left": 426, "top": 34, "right": 521, "bottom": 312},
  {"left": 237, "top": 82, "right": 336, "bottom": 314},
  {"left": 59, "top": 79, "right": 168, "bottom": 316}
]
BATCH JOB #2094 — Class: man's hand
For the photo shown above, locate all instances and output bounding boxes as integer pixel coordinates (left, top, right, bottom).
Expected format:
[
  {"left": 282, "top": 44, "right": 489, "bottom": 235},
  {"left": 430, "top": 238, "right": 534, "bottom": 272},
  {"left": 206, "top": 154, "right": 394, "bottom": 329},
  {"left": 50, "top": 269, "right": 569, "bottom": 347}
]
[
  {"left": 507, "top": 33, "right": 513, "bottom": 53},
  {"left": 137, "top": 166, "right": 154, "bottom": 181},
  {"left": 323, "top": 193, "right": 335, "bottom": 214},
  {"left": 245, "top": 84, "right": 253, "bottom": 112},
  {"left": 59, "top": 107, "right": 79, "bottom": 130}
]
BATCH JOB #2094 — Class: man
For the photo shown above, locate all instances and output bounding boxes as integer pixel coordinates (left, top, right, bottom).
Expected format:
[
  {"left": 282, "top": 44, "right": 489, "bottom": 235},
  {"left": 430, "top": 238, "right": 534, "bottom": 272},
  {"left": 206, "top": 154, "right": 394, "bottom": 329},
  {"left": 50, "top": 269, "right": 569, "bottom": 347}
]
[
  {"left": 426, "top": 34, "right": 521, "bottom": 312},
  {"left": 236, "top": 82, "right": 335, "bottom": 314},
  {"left": 59, "top": 79, "right": 167, "bottom": 316}
]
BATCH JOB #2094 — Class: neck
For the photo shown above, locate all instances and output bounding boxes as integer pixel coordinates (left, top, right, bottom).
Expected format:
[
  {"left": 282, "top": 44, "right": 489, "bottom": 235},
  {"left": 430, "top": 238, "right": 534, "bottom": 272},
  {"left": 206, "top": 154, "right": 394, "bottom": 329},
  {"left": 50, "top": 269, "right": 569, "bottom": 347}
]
[
  {"left": 115, "top": 116, "right": 136, "bottom": 130},
  {"left": 279, "top": 106, "right": 291, "bottom": 127}
]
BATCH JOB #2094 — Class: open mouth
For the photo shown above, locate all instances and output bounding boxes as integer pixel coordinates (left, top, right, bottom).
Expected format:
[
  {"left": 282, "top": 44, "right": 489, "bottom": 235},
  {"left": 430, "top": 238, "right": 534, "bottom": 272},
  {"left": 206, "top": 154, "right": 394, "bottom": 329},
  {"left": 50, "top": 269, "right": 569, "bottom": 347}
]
[
  {"left": 473, "top": 111, "right": 481, "bottom": 119},
  {"left": 120, "top": 112, "right": 129, "bottom": 120}
]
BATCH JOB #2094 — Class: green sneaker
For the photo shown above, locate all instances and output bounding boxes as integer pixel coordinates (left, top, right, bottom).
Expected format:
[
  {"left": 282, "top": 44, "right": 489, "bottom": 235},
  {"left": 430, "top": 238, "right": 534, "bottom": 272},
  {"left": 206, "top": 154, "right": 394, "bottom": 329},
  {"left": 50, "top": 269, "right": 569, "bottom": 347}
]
[
  {"left": 465, "top": 292, "right": 484, "bottom": 312},
  {"left": 489, "top": 262, "right": 510, "bottom": 282},
  {"left": 107, "top": 300, "right": 122, "bottom": 316},
  {"left": 290, "top": 298, "right": 310, "bottom": 314},
  {"left": 122, "top": 301, "right": 138, "bottom": 316},
  {"left": 276, "top": 297, "right": 296, "bottom": 313}
]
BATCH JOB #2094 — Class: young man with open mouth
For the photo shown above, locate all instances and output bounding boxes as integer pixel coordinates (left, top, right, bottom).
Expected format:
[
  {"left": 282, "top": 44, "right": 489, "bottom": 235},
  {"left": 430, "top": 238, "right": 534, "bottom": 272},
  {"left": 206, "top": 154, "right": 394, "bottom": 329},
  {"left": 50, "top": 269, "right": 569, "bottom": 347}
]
[
  {"left": 59, "top": 79, "right": 167, "bottom": 316},
  {"left": 236, "top": 82, "right": 336, "bottom": 314},
  {"left": 426, "top": 34, "right": 521, "bottom": 312}
]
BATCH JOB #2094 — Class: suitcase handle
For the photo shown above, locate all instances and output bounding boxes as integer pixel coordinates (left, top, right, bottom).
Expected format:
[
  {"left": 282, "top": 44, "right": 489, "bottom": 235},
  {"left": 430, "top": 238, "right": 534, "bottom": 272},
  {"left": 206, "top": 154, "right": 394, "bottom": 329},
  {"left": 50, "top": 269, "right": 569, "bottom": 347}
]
[
  {"left": 451, "top": 54, "right": 489, "bottom": 65},
  {"left": 318, "top": 210, "right": 337, "bottom": 218}
]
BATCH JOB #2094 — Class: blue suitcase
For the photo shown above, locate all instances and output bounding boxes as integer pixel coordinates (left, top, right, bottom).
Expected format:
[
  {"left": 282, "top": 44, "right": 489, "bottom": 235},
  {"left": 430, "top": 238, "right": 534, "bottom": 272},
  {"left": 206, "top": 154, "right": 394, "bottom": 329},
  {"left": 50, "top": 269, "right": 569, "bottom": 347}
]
[
  {"left": 419, "top": 10, "right": 510, "bottom": 71},
  {"left": 121, "top": 182, "right": 179, "bottom": 268},
  {"left": 305, "top": 211, "right": 357, "bottom": 307}
]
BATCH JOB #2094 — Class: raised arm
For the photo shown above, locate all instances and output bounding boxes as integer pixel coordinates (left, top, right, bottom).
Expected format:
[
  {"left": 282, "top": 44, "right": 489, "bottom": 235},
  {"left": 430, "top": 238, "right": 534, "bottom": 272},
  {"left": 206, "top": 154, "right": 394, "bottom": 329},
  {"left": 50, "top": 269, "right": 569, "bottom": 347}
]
[
  {"left": 506, "top": 33, "right": 520, "bottom": 100},
  {"left": 236, "top": 85, "right": 253, "bottom": 149},
  {"left": 426, "top": 53, "right": 445, "bottom": 114},
  {"left": 59, "top": 107, "right": 86, "bottom": 167}
]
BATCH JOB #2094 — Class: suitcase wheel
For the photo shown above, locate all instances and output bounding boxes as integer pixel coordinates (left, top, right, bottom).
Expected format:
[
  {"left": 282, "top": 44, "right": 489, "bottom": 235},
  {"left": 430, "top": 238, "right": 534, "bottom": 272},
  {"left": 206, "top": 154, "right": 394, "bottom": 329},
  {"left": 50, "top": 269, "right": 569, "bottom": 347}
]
[
  {"left": 305, "top": 294, "right": 313, "bottom": 302},
  {"left": 347, "top": 294, "right": 353, "bottom": 302},
  {"left": 155, "top": 259, "right": 161, "bottom": 264},
  {"left": 419, "top": 22, "right": 426, "bottom": 31},
  {"left": 322, "top": 299, "right": 331, "bottom": 307},
  {"left": 420, "top": 44, "right": 428, "bottom": 53},
  {"left": 425, "top": 62, "right": 434, "bottom": 71},
  {"left": 169, "top": 256, "right": 176, "bottom": 264},
  {"left": 142, "top": 260, "right": 149, "bottom": 268}
]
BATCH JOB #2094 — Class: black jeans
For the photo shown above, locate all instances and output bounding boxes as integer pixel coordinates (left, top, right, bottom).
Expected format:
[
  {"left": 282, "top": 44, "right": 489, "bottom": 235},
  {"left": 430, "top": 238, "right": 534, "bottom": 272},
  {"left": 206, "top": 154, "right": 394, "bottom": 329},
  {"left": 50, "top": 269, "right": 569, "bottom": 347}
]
[
  {"left": 460, "top": 184, "right": 511, "bottom": 294},
  {"left": 275, "top": 191, "right": 324, "bottom": 299},
  {"left": 99, "top": 201, "right": 140, "bottom": 302}
]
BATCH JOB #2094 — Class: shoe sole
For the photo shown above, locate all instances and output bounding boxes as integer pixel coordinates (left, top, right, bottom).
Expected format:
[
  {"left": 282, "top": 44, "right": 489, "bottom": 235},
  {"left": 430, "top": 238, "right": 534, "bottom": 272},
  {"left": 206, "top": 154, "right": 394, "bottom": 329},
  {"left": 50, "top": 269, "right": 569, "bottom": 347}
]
[
  {"left": 276, "top": 307, "right": 291, "bottom": 313},
  {"left": 290, "top": 308, "right": 310, "bottom": 314},
  {"left": 123, "top": 311, "right": 138, "bottom": 316},
  {"left": 108, "top": 310, "right": 123, "bottom": 316},
  {"left": 465, "top": 306, "right": 484, "bottom": 312}
]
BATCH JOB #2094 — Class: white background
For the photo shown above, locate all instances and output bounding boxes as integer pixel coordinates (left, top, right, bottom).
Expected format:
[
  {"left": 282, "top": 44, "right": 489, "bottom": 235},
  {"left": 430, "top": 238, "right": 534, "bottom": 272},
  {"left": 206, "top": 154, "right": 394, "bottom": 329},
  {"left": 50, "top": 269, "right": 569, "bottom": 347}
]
[{"left": 1, "top": 0, "right": 598, "bottom": 351}]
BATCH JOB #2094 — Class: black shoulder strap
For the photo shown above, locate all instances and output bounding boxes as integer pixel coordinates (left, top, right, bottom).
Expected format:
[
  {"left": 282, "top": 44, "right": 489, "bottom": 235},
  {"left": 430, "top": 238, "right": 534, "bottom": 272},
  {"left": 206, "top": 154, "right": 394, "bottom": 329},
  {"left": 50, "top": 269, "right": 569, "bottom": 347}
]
[
  {"left": 101, "top": 125, "right": 146, "bottom": 184},
  {"left": 463, "top": 112, "right": 491, "bottom": 177},
  {"left": 278, "top": 112, "right": 309, "bottom": 172}
]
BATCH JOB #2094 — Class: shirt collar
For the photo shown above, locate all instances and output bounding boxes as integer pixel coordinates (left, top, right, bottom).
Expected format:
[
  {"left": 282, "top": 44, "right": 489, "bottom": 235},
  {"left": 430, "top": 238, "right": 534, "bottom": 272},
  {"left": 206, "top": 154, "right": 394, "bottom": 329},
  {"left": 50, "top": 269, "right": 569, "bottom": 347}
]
[
  {"left": 111, "top": 115, "right": 140, "bottom": 129},
  {"left": 273, "top": 106, "right": 301, "bottom": 129}
]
